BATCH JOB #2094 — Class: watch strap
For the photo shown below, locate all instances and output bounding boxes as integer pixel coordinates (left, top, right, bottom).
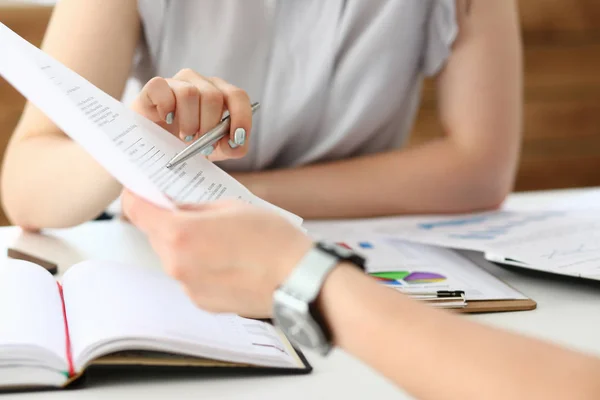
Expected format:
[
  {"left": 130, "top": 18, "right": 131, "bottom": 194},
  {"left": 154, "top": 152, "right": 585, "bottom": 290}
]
[
  {"left": 315, "top": 242, "right": 367, "bottom": 271},
  {"left": 280, "top": 246, "right": 339, "bottom": 304}
]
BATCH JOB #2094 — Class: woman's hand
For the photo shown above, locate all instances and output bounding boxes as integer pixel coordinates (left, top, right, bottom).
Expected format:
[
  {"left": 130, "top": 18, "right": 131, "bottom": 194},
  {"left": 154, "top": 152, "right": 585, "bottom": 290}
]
[
  {"left": 121, "top": 190, "right": 313, "bottom": 317},
  {"left": 130, "top": 69, "right": 252, "bottom": 162}
]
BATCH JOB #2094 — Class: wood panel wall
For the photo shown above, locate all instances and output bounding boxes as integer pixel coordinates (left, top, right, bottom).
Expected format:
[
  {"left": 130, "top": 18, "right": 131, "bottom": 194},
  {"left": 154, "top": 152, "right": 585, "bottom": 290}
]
[
  {"left": 0, "top": 5, "right": 53, "bottom": 226},
  {"left": 411, "top": 0, "right": 600, "bottom": 191},
  {"left": 1, "top": 2, "right": 600, "bottom": 226},
  {"left": 0, "top": 5, "right": 52, "bottom": 163}
]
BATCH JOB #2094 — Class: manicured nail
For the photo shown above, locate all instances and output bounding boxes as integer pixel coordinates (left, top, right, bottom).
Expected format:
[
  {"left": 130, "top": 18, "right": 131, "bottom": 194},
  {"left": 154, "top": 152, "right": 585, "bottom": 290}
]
[
  {"left": 166, "top": 112, "right": 174, "bottom": 125},
  {"left": 228, "top": 139, "right": 239, "bottom": 149},
  {"left": 184, "top": 135, "right": 194, "bottom": 142},
  {"left": 200, "top": 145, "right": 214, "bottom": 156},
  {"left": 234, "top": 128, "right": 246, "bottom": 146}
]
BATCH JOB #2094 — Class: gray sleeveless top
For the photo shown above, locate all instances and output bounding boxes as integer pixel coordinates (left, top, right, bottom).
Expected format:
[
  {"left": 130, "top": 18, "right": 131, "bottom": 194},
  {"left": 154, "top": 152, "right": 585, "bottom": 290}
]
[{"left": 134, "top": 0, "right": 458, "bottom": 172}]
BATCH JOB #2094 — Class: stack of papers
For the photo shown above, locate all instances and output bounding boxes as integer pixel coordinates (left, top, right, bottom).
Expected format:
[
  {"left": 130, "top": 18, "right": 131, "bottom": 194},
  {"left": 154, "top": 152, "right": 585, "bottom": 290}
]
[
  {"left": 305, "top": 225, "right": 534, "bottom": 311},
  {"left": 305, "top": 210, "right": 600, "bottom": 282}
]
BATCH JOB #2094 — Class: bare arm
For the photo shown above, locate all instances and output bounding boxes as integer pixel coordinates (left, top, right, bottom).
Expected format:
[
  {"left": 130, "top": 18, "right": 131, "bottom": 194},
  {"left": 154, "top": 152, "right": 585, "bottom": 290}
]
[
  {"left": 322, "top": 264, "right": 600, "bottom": 400},
  {"left": 236, "top": 0, "right": 522, "bottom": 219},
  {"left": 1, "top": 0, "right": 140, "bottom": 229},
  {"left": 121, "top": 191, "right": 600, "bottom": 400}
]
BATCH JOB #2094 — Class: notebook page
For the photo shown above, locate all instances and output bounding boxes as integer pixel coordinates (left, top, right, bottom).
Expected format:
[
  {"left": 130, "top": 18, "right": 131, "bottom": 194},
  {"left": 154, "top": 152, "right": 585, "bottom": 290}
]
[
  {"left": 61, "top": 261, "right": 297, "bottom": 370},
  {"left": 0, "top": 23, "right": 301, "bottom": 225},
  {"left": 0, "top": 260, "right": 66, "bottom": 371},
  {"left": 236, "top": 318, "right": 303, "bottom": 366}
]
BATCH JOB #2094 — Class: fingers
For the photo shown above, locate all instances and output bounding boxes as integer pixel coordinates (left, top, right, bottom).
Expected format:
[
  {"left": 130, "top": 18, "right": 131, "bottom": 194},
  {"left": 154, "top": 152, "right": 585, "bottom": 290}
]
[
  {"left": 132, "top": 77, "right": 176, "bottom": 124},
  {"left": 206, "top": 76, "right": 252, "bottom": 160},
  {"left": 134, "top": 69, "right": 253, "bottom": 161},
  {"left": 173, "top": 69, "right": 225, "bottom": 138},
  {"left": 122, "top": 190, "right": 173, "bottom": 235},
  {"left": 164, "top": 79, "right": 201, "bottom": 141}
]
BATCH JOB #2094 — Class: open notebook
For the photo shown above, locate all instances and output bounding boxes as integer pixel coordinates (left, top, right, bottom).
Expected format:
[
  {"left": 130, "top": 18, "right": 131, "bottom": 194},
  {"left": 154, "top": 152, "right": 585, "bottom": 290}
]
[
  {"left": 0, "top": 23, "right": 301, "bottom": 226},
  {"left": 0, "top": 260, "right": 310, "bottom": 391}
]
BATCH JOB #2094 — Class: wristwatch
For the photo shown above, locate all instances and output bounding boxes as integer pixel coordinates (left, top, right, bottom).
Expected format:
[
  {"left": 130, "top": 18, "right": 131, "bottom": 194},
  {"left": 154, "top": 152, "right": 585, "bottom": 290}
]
[{"left": 272, "top": 242, "right": 366, "bottom": 355}]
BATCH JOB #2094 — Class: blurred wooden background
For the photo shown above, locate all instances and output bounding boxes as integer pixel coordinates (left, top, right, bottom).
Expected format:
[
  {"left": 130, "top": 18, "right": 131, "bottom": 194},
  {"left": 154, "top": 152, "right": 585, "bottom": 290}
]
[
  {"left": 412, "top": 0, "right": 600, "bottom": 191},
  {"left": 1, "top": 1, "right": 600, "bottom": 226}
]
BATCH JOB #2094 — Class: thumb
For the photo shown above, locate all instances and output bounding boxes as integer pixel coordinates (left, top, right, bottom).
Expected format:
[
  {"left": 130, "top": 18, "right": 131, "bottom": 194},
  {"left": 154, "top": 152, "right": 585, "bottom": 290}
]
[{"left": 122, "top": 190, "right": 172, "bottom": 233}]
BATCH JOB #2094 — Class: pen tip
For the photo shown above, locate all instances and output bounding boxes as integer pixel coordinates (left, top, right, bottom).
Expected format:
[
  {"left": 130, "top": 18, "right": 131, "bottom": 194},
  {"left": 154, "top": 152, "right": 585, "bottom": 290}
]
[{"left": 165, "top": 163, "right": 172, "bottom": 169}]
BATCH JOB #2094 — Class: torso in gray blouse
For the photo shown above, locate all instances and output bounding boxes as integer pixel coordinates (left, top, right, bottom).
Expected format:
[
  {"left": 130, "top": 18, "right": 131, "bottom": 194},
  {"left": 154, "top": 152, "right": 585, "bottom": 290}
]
[{"left": 135, "top": 0, "right": 458, "bottom": 172}]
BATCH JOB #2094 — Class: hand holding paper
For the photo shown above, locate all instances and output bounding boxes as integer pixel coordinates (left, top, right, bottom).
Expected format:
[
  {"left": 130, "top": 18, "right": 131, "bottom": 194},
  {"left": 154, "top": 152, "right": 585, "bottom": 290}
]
[{"left": 0, "top": 23, "right": 301, "bottom": 226}]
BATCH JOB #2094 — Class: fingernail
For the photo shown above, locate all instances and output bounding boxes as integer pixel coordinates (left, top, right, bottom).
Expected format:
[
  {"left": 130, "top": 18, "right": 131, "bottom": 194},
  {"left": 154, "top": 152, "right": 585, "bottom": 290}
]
[
  {"left": 234, "top": 128, "right": 246, "bottom": 146},
  {"left": 200, "top": 145, "right": 214, "bottom": 156},
  {"left": 184, "top": 135, "right": 194, "bottom": 142},
  {"left": 228, "top": 139, "right": 239, "bottom": 149},
  {"left": 166, "top": 112, "right": 174, "bottom": 125}
]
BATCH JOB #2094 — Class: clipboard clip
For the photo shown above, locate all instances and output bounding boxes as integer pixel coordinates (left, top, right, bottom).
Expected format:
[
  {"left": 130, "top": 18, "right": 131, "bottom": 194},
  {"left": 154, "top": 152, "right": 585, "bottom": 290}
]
[
  {"left": 405, "top": 290, "right": 467, "bottom": 309},
  {"left": 403, "top": 290, "right": 464, "bottom": 298}
]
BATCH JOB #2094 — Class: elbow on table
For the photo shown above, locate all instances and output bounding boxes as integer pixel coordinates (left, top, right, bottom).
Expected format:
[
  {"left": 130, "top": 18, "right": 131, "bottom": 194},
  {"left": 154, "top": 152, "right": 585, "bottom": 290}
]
[
  {"left": 1, "top": 191, "right": 39, "bottom": 231},
  {"left": 465, "top": 168, "right": 514, "bottom": 212},
  {"left": 2, "top": 202, "right": 93, "bottom": 231},
  {"left": 473, "top": 184, "right": 509, "bottom": 212},
  {"left": 1, "top": 190, "right": 46, "bottom": 231},
  {"left": 1, "top": 187, "right": 88, "bottom": 231}
]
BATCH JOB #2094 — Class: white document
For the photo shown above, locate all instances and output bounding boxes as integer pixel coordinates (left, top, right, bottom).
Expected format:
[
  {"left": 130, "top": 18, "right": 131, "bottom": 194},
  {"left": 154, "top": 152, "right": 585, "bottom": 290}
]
[
  {"left": 0, "top": 23, "right": 301, "bottom": 225},
  {"left": 305, "top": 211, "right": 600, "bottom": 280},
  {"left": 304, "top": 225, "right": 526, "bottom": 301},
  {"left": 372, "top": 211, "right": 600, "bottom": 277},
  {"left": 545, "top": 188, "right": 600, "bottom": 211}
]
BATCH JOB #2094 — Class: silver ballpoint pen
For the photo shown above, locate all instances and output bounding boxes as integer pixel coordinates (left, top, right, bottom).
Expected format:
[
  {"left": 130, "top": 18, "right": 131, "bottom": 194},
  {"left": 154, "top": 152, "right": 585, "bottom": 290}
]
[{"left": 166, "top": 102, "right": 260, "bottom": 169}]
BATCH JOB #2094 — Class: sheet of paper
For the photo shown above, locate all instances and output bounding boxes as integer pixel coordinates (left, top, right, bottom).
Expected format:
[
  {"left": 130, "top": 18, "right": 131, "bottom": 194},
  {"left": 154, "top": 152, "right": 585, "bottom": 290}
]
[
  {"left": 479, "top": 214, "right": 600, "bottom": 278},
  {"left": 362, "top": 211, "right": 571, "bottom": 252},
  {"left": 62, "top": 260, "right": 297, "bottom": 370},
  {"left": 306, "top": 210, "right": 600, "bottom": 278},
  {"left": 545, "top": 188, "right": 600, "bottom": 211},
  {"left": 0, "top": 260, "right": 67, "bottom": 371},
  {"left": 0, "top": 23, "right": 301, "bottom": 225},
  {"left": 304, "top": 211, "right": 531, "bottom": 251},
  {"left": 382, "top": 211, "right": 600, "bottom": 275},
  {"left": 304, "top": 226, "right": 525, "bottom": 300}
]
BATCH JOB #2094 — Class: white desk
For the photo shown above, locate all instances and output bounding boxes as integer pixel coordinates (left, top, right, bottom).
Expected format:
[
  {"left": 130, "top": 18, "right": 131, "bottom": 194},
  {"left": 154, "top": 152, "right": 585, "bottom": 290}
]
[{"left": 2, "top": 188, "right": 600, "bottom": 399}]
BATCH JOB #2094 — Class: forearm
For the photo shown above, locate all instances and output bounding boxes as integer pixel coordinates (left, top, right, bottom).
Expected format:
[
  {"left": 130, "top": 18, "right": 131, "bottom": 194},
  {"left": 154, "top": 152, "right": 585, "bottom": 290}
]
[
  {"left": 238, "top": 138, "right": 513, "bottom": 219},
  {"left": 0, "top": 0, "right": 140, "bottom": 229},
  {"left": 321, "top": 264, "right": 600, "bottom": 400},
  {"left": 1, "top": 135, "right": 121, "bottom": 229}
]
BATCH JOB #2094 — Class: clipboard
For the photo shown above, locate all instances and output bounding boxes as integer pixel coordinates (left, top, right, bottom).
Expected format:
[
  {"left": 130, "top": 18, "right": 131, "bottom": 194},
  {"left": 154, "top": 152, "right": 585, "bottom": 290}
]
[
  {"left": 456, "top": 298, "right": 537, "bottom": 313},
  {"left": 367, "top": 249, "right": 537, "bottom": 314},
  {"left": 398, "top": 289, "right": 537, "bottom": 313}
]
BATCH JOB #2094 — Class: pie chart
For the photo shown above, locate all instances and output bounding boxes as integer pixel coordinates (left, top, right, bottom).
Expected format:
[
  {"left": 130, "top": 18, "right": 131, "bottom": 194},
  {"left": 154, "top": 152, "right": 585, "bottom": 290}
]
[
  {"left": 404, "top": 272, "right": 446, "bottom": 284},
  {"left": 371, "top": 271, "right": 446, "bottom": 286}
]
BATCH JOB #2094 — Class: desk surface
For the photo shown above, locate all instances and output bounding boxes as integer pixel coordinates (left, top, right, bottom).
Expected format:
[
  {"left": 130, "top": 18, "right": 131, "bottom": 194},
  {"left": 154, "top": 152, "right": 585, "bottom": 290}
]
[{"left": 2, "top": 188, "right": 600, "bottom": 399}]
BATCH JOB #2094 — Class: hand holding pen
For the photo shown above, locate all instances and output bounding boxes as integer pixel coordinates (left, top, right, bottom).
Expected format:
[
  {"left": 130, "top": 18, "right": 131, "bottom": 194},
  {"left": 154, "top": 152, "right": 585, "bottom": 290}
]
[{"left": 130, "top": 68, "right": 254, "bottom": 162}]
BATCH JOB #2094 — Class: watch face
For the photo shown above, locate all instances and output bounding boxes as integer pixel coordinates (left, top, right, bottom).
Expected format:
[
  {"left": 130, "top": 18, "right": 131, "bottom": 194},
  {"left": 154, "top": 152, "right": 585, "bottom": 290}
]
[{"left": 273, "top": 302, "right": 327, "bottom": 350}]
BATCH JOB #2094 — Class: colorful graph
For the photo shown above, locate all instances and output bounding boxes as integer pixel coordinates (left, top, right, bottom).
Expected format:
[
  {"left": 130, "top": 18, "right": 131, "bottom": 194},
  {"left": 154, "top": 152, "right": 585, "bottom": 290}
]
[
  {"left": 371, "top": 271, "right": 446, "bottom": 286},
  {"left": 336, "top": 241, "right": 374, "bottom": 250}
]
